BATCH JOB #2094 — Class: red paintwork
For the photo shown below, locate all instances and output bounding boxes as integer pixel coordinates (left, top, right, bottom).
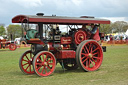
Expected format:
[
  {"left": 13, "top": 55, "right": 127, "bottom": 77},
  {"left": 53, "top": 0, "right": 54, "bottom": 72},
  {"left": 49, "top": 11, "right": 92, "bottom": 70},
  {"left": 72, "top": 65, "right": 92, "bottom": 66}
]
[
  {"left": 74, "top": 30, "right": 87, "bottom": 44},
  {"left": 92, "top": 29, "right": 100, "bottom": 41},
  {"left": 47, "top": 42, "right": 71, "bottom": 51},
  {"left": 61, "top": 37, "right": 72, "bottom": 44},
  {"left": 12, "top": 15, "right": 110, "bottom": 25},
  {"left": 47, "top": 42, "right": 61, "bottom": 51},
  {"left": 56, "top": 50, "right": 76, "bottom": 59},
  {"left": 27, "top": 39, "right": 45, "bottom": 45},
  {"left": 47, "top": 42, "right": 54, "bottom": 51},
  {"left": 0, "top": 39, "right": 6, "bottom": 45}
]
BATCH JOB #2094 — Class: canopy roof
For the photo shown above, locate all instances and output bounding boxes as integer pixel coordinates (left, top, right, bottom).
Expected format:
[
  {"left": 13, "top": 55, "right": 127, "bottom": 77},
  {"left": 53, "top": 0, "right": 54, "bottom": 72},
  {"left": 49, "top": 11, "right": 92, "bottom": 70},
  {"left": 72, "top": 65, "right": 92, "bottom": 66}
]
[{"left": 12, "top": 15, "right": 110, "bottom": 25}]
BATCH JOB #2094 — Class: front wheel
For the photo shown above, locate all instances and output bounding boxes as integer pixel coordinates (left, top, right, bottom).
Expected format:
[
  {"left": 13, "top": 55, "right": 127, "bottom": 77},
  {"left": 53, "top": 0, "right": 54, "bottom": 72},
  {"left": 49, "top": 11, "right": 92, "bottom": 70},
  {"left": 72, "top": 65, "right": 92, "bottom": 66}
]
[
  {"left": 19, "top": 50, "right": 35, "bottom": 74},
  {"left": 33, "top": 51, "right": 56, "bottom": 77},
  {"left": 76, "top": 40, "right": 103, "bottom": 72}
]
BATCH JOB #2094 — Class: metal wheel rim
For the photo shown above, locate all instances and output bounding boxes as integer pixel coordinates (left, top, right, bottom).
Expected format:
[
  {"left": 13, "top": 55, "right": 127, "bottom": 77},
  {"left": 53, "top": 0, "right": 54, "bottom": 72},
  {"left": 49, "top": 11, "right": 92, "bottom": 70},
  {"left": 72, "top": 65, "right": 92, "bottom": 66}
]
[
  {"left": 33, "top": 51, "right": 56, "bottom": 77},
  {"left": 77, "top": 40, "right": 103, "bottom": 71},
  {"left": 19, "top": 50, "right": 35, "bottom": 74},
  {"left": 9, "top": 43, "right": 17, "bottom": 51}
]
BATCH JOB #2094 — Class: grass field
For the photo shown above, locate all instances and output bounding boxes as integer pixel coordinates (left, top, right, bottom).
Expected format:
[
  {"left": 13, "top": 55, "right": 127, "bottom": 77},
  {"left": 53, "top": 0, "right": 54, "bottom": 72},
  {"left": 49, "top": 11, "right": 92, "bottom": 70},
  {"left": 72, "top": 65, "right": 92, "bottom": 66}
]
[{"left": 0, "top": 45, "right": 128, "bottom": 85}]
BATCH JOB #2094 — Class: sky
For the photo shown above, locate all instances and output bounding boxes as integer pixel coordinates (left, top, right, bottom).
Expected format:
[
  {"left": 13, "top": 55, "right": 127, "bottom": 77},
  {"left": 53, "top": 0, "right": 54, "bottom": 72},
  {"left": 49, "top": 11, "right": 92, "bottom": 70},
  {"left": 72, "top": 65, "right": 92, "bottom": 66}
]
[{"left": 0, "top": 0, "right": 128, "bottom": 26}]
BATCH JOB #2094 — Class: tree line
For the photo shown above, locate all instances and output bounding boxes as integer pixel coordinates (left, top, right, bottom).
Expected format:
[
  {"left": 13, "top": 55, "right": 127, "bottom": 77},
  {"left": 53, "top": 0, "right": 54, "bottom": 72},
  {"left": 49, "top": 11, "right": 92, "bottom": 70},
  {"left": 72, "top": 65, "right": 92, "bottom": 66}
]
[
  {"left": 0, "top": 21, "right": 128, "bottom": 40},
  {"left": 100, "top": 21, "right": 128, "bottom": 34},
  {"left": 0, "top": 25, "right": 22, "bottom": 40}
]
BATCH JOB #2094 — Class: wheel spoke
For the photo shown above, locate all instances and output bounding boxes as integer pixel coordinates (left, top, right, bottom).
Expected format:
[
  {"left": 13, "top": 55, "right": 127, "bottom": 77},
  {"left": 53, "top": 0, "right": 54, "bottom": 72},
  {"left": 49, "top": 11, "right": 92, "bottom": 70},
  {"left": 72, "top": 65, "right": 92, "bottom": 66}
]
[
  {"left": 88, "top": 43, "right": 92, "bottom": 53},
  {"left": 47, "top": 58, "right": 52, "bottom": 63},
  {"left": 36, "top": 62, "right": 42, "bottom": 66},
  {"left": 44, "top": 67, "right": 47, "bottom": 74},
  {"left": 47, "top": 65, "right": 51, "bottom": 71},
  {"left": 44, "top": 54, "right": 48, "bottom": 61},
  {"left": 91, "top": 58, "right": 96, "bottom": 63},
  {"left": 42, "top": 54, "right": 45, "bottom": 61},
  {"left": 85, "top": 45, "right": 89, "bottom": 53},
  {"left": 88, "top": 58, "right": 90, "bottom": 67},
  {"left": 92, "top": 52, "right": 98, "bottom": 56},
  {"left": 81, "top": 53, "right": 88, "bottom": 57},
  {"left": 93, "top": 56, "right": 101, "bottom": 60},
  {"left": 86, "top": 59, "right": 88, "bottom": 67},
  {"left": 92, "top": 47, "right": 100, "bottom": 53},
  {"left": 90, "top": 44, "right": 93, "bottom": 53},
  {"left": 90, "top": 59, "right": 95, "bottom": 67},
  {"left": 48, "top": 63, "right": 53, "bottom": 65},
  {"left": 82, "top": 57, "right": 89, "bottom": 63},
  {"left": 37, "top": 66, "right": 42, "bottom": 71},
  {"left": 83, "top": 47, "right": 87, "bottom": 53},
  {"left": 22, "top": 59, "right": 28, "bottom": 62},
  {"left": 81, "top": 55, "right": 87, "bottom": 60},
  {"left": 29, "top": 65, "right": 31, "bottom": 72},
  {"left": 22, "top": 62, "right": 29, "bottom": 66},
  {"left": 37, "top": 57, "right": 43, "bottom": 63},
  {"left": 25, "top": 55, "right": 29, "bottom": 61},
  {"left": 25, "top": 64, "right": 30, "bottom": 71},
  {"left": 41, "top": 66, "right": 45, "bottom": 73}
]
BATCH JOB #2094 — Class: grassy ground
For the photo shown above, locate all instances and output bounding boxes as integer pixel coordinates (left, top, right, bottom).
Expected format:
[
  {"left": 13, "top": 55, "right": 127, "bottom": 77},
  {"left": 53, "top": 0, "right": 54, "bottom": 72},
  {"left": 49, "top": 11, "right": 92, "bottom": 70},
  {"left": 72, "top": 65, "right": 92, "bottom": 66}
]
[{"left": 0, "top": 45, "right": 128, "bottom": 85}]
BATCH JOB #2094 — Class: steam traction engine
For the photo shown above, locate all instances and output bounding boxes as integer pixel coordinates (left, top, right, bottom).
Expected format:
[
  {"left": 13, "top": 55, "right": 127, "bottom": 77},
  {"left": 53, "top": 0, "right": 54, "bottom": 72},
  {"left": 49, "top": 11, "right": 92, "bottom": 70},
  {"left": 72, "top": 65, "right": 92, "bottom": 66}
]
[
  {"left": 12, "top": 13, "right": 110, "bottom": 77},
  {"left": 0, "top": 39, "right": 17, "bottom": 51}
]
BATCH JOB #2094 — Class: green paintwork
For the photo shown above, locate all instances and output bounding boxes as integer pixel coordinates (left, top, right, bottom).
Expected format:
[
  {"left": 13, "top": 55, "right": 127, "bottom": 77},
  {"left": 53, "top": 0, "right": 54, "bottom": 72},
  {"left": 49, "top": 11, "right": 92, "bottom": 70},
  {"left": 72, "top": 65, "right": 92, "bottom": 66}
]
[{"left": 26, "top": 29, "right": 38, "bottom": 40}]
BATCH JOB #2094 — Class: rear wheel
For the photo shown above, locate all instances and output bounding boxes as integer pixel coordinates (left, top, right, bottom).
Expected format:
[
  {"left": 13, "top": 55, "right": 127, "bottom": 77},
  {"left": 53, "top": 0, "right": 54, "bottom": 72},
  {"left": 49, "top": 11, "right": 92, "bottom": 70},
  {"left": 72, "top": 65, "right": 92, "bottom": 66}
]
[
  {"left": 19, "top": 50, "right": 35, "bottom": 74},
  {"left": 76, "top": 40, "right": 103, "bottom": 71},
  {"left": 33, "top": 51, "right": 56, "bottom": 77}
]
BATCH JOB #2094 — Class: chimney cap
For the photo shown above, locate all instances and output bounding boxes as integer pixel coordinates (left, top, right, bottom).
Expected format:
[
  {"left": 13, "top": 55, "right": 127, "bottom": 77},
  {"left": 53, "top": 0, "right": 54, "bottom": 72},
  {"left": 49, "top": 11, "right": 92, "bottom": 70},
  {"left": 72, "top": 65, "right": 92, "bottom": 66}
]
[{"left": 36, "top": 13, "right": 44, "bottom": 16}]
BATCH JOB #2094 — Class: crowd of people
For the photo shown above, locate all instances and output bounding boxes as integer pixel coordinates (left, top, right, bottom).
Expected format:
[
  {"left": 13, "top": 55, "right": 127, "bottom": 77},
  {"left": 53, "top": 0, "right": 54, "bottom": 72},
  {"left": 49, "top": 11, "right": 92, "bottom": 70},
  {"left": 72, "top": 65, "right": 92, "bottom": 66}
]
[{"left": 105, "top": 34, "right": 128, "bottom": 44}]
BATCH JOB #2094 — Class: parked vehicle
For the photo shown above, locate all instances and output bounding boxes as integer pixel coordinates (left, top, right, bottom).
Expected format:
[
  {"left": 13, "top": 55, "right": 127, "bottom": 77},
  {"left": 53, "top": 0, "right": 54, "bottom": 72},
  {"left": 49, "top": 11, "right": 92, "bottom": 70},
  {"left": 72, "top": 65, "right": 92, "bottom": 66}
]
[
  {"left": 12, "top": 13, "right": 110, "bottom": 77},
  {"left": 0, "top": 39, "right": 17, "bottom": 51}
]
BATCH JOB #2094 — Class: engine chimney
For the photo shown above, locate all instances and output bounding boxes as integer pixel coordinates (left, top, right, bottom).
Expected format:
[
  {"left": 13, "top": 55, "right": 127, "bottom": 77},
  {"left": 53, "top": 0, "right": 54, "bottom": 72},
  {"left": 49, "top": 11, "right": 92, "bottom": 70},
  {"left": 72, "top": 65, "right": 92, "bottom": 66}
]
[{"left": 36, "top": 13, "right": 44, "bottom": 16}]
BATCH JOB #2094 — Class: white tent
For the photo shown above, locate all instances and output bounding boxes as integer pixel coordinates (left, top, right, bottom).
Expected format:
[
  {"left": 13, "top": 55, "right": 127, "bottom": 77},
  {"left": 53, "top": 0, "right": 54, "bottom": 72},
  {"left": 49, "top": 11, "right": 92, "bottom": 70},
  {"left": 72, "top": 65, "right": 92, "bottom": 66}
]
[
  {"left": 125, "top": 29, "right": 128, "bottom": 36},
  {"left": 0, "top": 36, "right": 4, "bottom": 39}
]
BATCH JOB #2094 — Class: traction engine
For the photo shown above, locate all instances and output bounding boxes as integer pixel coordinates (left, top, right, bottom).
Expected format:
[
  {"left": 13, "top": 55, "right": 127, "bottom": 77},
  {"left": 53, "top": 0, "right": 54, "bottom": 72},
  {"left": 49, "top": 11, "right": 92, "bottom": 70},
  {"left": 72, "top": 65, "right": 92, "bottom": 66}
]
[
  {"left": 0, "top": 37, "right": 17, "bottom": 51},
  {"left": 12, "top": 13, "right": 110, "bottom": 77}
]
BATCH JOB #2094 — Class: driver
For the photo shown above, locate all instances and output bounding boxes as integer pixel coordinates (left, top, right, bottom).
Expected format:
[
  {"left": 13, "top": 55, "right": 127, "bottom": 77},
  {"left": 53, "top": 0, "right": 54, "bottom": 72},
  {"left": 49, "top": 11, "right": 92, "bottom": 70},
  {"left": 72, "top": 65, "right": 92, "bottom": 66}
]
[{"left": 90, "top": 24, "right": 100, "bottom": 41}]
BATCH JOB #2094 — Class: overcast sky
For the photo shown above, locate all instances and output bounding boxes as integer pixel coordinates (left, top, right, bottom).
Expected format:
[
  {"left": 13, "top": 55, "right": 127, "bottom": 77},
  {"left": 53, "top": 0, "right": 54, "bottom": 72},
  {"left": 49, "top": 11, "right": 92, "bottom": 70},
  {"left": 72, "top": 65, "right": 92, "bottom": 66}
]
[{"left": 0, "top": 0, "right": 128, "bottom": 26}]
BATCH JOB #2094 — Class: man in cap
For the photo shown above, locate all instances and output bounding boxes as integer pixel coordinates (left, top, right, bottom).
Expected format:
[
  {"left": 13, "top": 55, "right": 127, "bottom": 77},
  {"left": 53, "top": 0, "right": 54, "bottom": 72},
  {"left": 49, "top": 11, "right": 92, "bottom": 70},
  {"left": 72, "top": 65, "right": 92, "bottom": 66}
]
[{"left": 90, "top": 24, "right": 100, "bottom": 41}]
